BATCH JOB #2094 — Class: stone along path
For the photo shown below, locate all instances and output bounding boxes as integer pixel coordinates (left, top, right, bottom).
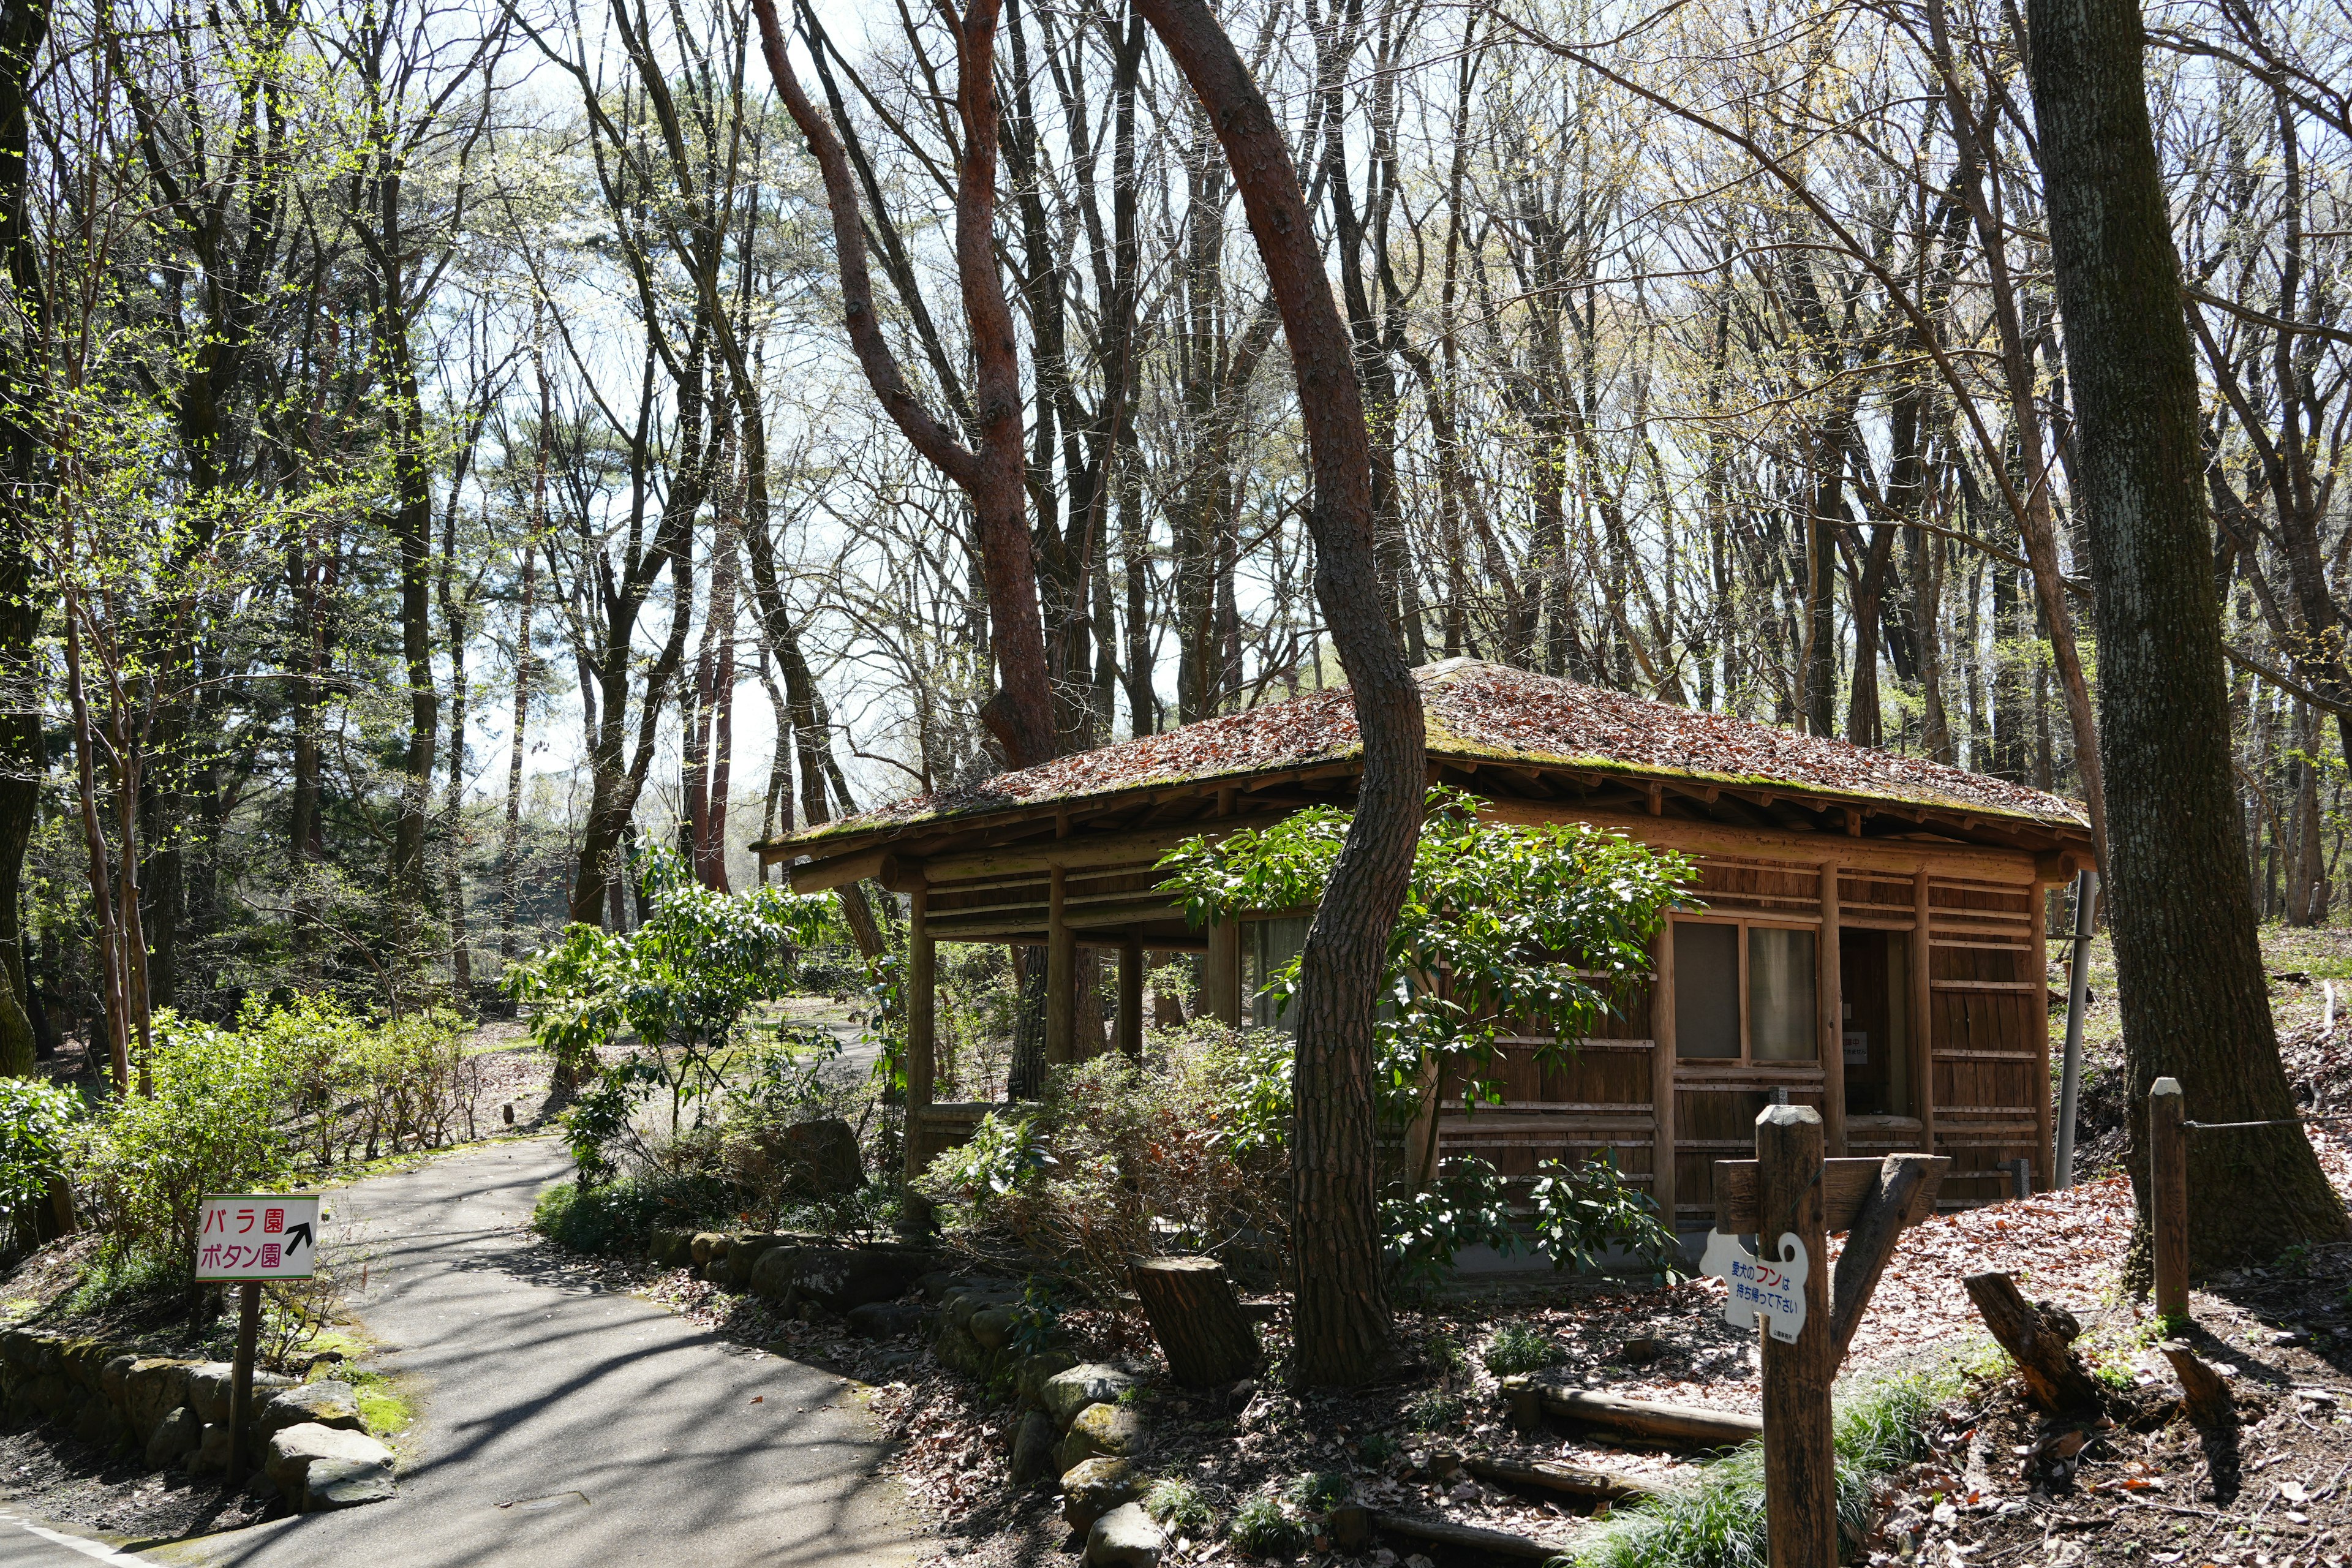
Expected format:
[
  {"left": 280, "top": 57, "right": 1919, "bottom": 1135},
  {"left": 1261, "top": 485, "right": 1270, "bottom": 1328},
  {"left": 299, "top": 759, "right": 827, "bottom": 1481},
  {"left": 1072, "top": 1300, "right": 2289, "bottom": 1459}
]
[{"left": 116, "top": 1137, "right": 924, "bottom": 1568}]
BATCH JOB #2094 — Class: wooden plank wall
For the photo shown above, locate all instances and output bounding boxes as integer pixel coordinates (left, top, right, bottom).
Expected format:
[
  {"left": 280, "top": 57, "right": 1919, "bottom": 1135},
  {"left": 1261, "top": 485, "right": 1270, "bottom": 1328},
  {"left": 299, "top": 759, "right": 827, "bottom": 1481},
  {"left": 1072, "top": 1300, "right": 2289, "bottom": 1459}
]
[
  {"left": 1427, "top": 982, "right": 1660, "bottom": 1205},
  {"left": 1926, "top": 874, "right": 2048, "bottom": 1205},
  {"left": 1420, "top": 842, "right": 2052, "bottom": 1230}
]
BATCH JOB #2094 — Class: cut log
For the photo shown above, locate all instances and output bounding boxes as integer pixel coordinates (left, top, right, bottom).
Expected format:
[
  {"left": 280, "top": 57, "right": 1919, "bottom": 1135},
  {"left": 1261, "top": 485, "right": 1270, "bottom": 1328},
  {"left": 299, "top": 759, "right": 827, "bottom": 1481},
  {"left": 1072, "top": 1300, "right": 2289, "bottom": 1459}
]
[
  {"left": 2157, "top": 1340, "right": 2233, "bottom": 1428},
  {"left": 1368, "top": 1510, "right": 1570, "bottom": 1561},
  {"left": 1507, "top": 1379, "right": 1762, "bottom": 1448},
  {"left": 1960, "top": 1272, "right": 2103, "bottom": 1412},
  {"left": 1466, "top": 1455, "right": 1655, "bottom": 1504},
  {"left": 1830, "top": 1155, "right": 1950, "bottom": 1362},
  {"left": 1129, "top": 1257, "right": 1259, "bottom": 1389}
]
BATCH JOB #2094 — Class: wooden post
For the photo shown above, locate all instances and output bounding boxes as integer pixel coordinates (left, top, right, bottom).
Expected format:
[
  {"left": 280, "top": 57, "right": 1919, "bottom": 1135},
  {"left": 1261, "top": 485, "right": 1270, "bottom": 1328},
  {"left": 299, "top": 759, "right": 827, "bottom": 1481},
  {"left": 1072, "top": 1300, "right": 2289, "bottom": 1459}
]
[
  {"left": 225, "top": 1280, "right": 260, "bottom": 1484},
  {"left": 1649, "top": 921, "right": 1678, "bottom": 1227},
  {"left": 1819, "top": 861, "right": 1845, "bottom": 1156},
  {"left": 2150, "top": 1076, "right": 2188, "bottom": 1322},
  {"left": 1756, "top": 1104, "right": 1834, "bottom": 1568},
  {"left": 1911, "top": 868, "right": 1936, "bottom": 1154},
  {"left": 1117, "top": 938, "right": 1144, "bottom": 1058},
  {"left": 908, "top": 883, "right": 934, "bottom": 1110},
  {"left": 1046, "top": 868, "right": 1074, "bottom": 1067},
  {"left": 904, "top": 884, "right": 935, "bottom": 1185},
  {"left": 1204, "top": 918, "right": 1242, "bottom": 1027},
  {"left": 2031, "top": 883, "right": 2052, "bottom": 1189}
]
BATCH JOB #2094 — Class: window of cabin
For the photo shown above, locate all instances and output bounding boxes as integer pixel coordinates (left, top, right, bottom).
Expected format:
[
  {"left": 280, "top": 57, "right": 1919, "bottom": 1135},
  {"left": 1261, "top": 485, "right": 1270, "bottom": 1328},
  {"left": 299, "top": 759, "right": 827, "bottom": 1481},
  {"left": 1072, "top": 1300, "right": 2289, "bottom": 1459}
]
[
  {"left": 1672, "top": 918, "right": 1819, "bottom": 1063},
  {"left": 1249, "top": 916, "right": 1313, "bottom": 1035}
]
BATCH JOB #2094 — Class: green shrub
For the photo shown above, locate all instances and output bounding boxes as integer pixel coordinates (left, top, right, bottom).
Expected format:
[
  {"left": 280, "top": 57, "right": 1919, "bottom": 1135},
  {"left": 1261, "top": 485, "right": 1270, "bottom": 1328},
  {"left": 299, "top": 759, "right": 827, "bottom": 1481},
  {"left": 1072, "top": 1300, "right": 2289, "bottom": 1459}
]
[
  {"left": 1483, "top": 1322, "right": 1564, "bottom": 1376},
  {"left": 1227, "top": 1491, "right": 1306, "bottom": 1558},
  {"left": 912, "top": 1026, "right": 1291, "bottom": 1299},
  {"left": 1357, "top": 1433, "right": 1398, "bottom": 1467},
  {"left": 0, "top": 1078, "right": 82, "bottom": 1213},
  {"left": 1144, "top": 1476, "right": 1212, "bottom": 1532},
  {"left": 530, "top": 1169, "right": 737, "bottom": 1255},
  {"left": 509, "top": 848, "right": 837, "bottom": 1183},
  {"left": 71, "top": 1011, "right": 295, "bottom": 1272}
]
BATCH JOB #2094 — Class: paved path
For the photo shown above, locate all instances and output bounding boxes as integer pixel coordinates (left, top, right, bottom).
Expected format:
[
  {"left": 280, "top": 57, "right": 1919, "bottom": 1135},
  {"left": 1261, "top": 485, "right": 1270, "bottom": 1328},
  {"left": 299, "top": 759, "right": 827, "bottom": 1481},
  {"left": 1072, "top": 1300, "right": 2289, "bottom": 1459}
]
[{"left": 107, "top": 1138, "right": 925, "bottom": 1568}]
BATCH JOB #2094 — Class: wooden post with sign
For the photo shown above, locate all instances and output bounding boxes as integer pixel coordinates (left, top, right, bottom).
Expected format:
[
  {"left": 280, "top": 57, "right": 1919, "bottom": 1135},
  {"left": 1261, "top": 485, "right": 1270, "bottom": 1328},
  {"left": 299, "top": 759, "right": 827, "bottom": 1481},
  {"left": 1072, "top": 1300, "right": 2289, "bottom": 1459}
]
[
  {"left": 1705, "top": 1136, "right": 1948, "bottom": 1568},
  {"left": 195, "top": 1193, "right": 323, "bottom": 1490},
  {"left": 1757, "top": 1106, "right": 1834, "bottom": 1568}
]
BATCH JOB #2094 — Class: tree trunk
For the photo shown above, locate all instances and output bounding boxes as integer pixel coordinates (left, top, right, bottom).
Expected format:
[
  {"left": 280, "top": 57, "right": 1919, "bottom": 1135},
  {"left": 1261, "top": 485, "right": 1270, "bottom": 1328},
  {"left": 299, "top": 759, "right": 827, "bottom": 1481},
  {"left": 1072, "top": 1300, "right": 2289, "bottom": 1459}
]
[
  {"left": 2027, "top": 0, "right": 2349, "bottom": 1265},
  {"left": 1134, "top": 0, "right": 1427, "bottom": 1387}
]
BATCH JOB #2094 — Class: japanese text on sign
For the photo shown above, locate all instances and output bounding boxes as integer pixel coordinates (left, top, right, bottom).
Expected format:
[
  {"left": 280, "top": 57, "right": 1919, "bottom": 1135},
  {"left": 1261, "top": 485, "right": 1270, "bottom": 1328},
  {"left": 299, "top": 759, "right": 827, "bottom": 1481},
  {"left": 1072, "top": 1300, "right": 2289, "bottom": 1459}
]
[
  {"left": 195, "top": 1194, "right": 322, "bottom": 1281},
  {"left": 1699, "top": 1229, "right": 1811, "bottom": 1343}
]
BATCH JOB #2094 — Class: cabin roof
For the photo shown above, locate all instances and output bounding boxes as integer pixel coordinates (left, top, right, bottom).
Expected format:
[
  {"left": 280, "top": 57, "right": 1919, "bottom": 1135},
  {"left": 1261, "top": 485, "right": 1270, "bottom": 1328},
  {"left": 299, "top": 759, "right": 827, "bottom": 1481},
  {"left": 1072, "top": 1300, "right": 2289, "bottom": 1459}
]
[{"left": 764, "top": 660, "right": 2090, "bottom": 865}]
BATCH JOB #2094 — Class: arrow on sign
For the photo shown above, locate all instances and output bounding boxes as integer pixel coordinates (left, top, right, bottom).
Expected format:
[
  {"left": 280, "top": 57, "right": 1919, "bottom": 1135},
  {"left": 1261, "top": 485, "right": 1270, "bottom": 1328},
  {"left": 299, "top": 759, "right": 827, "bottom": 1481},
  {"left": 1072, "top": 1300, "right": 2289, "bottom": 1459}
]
[{"left": 283, "top": 1222, "right": 314, "bottom": 1255}]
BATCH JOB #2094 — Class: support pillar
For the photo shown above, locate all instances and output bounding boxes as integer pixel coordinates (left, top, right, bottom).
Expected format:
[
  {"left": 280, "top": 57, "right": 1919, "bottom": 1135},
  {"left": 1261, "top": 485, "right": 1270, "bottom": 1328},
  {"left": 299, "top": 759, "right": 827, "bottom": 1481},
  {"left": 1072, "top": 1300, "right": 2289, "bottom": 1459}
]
[
  {"left": 1046, "top": 868, "right": 1074, "bottom": 1068},
  {"left": 1912, "top": 867, "right": 1936, "bottom": 1155},
  {"left": 1649, "top": 920, "right": 1678, "bottom": 1227},
  {"left": 1204, "top": 918, "right": 1242, "bottom": 1027},
  {"left": 1820, "top": 859, "right": 1845, "bottom": 1156},
  {"left": 1117, "top": 938, "right": 1144, "bottom": 1058},
  {"left": 908, "top": 883, "right": 934, "bottom": 1110}
]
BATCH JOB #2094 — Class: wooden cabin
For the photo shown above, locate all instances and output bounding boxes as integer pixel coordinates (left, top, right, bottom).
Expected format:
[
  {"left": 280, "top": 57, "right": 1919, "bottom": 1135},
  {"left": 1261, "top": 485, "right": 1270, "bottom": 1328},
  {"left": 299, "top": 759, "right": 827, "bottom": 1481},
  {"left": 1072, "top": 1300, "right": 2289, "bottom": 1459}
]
[{"left": 756, "top": 659, "right": 2094, "bottom": 1229}]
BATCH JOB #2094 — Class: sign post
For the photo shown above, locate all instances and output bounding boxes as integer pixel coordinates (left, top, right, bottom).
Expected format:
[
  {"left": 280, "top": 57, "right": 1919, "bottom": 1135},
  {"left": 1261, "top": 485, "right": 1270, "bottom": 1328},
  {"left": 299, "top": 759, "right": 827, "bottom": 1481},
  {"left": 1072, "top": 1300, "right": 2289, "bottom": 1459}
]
[
  {"left": 1702, "top": 1128, "right": 1951, "bottom": 1567},
  {"left": 195, "top": 1193, "right": 321, "bottom": 1485}
]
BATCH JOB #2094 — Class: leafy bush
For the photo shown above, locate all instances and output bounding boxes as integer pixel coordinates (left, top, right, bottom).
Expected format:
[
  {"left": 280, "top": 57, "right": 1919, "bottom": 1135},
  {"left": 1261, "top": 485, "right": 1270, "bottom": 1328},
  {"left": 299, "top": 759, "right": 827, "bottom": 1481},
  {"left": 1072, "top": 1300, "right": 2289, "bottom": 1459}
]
[
  {"left": 1356, "top": 1433, "right": 1398, "bottom": 1467},
  {"left": 1227, "top": 1491, "right": 1306, "bottom": 1558},
  {"left": 0, "top": 1078, "right": 82, "bottom": 1213},
  {"left": 530, "top": 1168, "right": 739, "bottom": 1255},
  {"left": 1144, "top": 1476, "right": 1213, "bottom": 1533},
  {"left": 1483, "top": 1322, "right": 1564, "bottom": 1376},
  {"left": 258, "top": 997, "right": 481, "bottom": 1164},
  {"left": 912, "top": 1025, "right": 1291, "bottom": 1298},
  {"left": 1158, "top": 788, "right": 1694, "bottom": 1286},
  {"left": 71, "top": 1011, "right": 295, "bottom": 1271},
  {"left": 1158, "top": 786, "right": 1694, "bottom": 1128},
  {"left": 509, "top": 848, "right": 837, "bottom": 1182},
  {"left": 1384, "top": 1152, "right": 1683, "bottom": 1288}
]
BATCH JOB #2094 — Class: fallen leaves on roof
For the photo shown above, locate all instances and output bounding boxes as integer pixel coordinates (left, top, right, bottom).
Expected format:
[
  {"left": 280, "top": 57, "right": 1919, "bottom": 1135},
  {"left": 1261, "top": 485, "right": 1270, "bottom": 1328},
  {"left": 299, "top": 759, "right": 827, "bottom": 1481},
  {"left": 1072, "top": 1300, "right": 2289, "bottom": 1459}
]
[{"left": 783, "top": 659, "right": 2087, "bottom": 848}]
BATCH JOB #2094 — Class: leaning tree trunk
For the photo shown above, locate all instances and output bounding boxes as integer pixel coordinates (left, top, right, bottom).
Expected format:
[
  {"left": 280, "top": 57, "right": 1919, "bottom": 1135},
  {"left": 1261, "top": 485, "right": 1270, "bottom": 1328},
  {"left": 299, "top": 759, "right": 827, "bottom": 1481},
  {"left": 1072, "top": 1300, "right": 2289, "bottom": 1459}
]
[
  {"left": 1133, "top": 0, "right": 1427, "bottom": 1387},
  {"left": 2026, "top": 0, "right": 2349, "bottom": 1267}
]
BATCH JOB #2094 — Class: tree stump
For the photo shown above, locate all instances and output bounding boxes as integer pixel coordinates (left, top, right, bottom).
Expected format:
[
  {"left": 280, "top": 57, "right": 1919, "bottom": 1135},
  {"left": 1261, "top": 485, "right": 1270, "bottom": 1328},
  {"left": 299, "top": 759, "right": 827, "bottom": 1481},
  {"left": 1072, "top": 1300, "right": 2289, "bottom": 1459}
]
[
  {"left": 1961, "top": 1272, "right": 2103, "bottom": 1412},
  {"left": 1129, "top": 1257, "right": 1258, "bottom": 1388}
]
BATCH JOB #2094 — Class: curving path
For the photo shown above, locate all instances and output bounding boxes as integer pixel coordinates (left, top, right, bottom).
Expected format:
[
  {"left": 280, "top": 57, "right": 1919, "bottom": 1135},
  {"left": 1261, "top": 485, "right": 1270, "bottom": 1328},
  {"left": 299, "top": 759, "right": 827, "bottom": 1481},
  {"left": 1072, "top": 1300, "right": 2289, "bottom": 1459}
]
[{"left": 109, "top": 1138, "right": 926, "bottom": 1568}]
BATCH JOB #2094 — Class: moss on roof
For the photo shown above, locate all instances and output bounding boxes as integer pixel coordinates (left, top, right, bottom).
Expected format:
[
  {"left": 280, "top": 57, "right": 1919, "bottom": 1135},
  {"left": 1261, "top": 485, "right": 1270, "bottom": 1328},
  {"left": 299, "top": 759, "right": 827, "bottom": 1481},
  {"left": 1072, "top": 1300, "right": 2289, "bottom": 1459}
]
[{"left": 775, "top": 659, "right": 2089, "bottom": 850}]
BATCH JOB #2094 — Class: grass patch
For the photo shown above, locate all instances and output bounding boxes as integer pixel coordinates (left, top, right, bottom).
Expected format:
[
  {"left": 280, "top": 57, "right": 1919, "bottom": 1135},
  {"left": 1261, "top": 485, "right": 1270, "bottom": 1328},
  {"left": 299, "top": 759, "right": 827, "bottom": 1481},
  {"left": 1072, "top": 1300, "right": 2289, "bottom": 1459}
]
[
  {"left": 1483, "top": 1321, "right": 1565, "bottom": 1376},
  {"left": 1406, "top": 1390, "right": 1464, "bottom": 1431},
  {"left": 1145, "top": 1476, "right": 1213, "bottom": 1533},
  {"left": 1570, "top": 1365, "right": 1957, "bottom": 1568},
  {"left": 1228, "top": 1490, "right": 1307, "bottom": 1558}
]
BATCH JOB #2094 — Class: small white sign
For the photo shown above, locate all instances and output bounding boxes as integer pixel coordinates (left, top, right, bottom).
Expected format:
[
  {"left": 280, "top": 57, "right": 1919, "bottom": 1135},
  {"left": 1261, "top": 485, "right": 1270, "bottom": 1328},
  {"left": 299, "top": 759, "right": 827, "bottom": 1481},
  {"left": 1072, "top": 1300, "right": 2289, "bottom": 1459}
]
[
  {"left": 1700, "top": 1229, "right": 1811, "bottom": 1343},
  {"left": 1844, "top": 1030, "right": 1868, "bottom": 1065},
  {"left": 195, "top": 1194, "right": 322, "bottom": 1281}
]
